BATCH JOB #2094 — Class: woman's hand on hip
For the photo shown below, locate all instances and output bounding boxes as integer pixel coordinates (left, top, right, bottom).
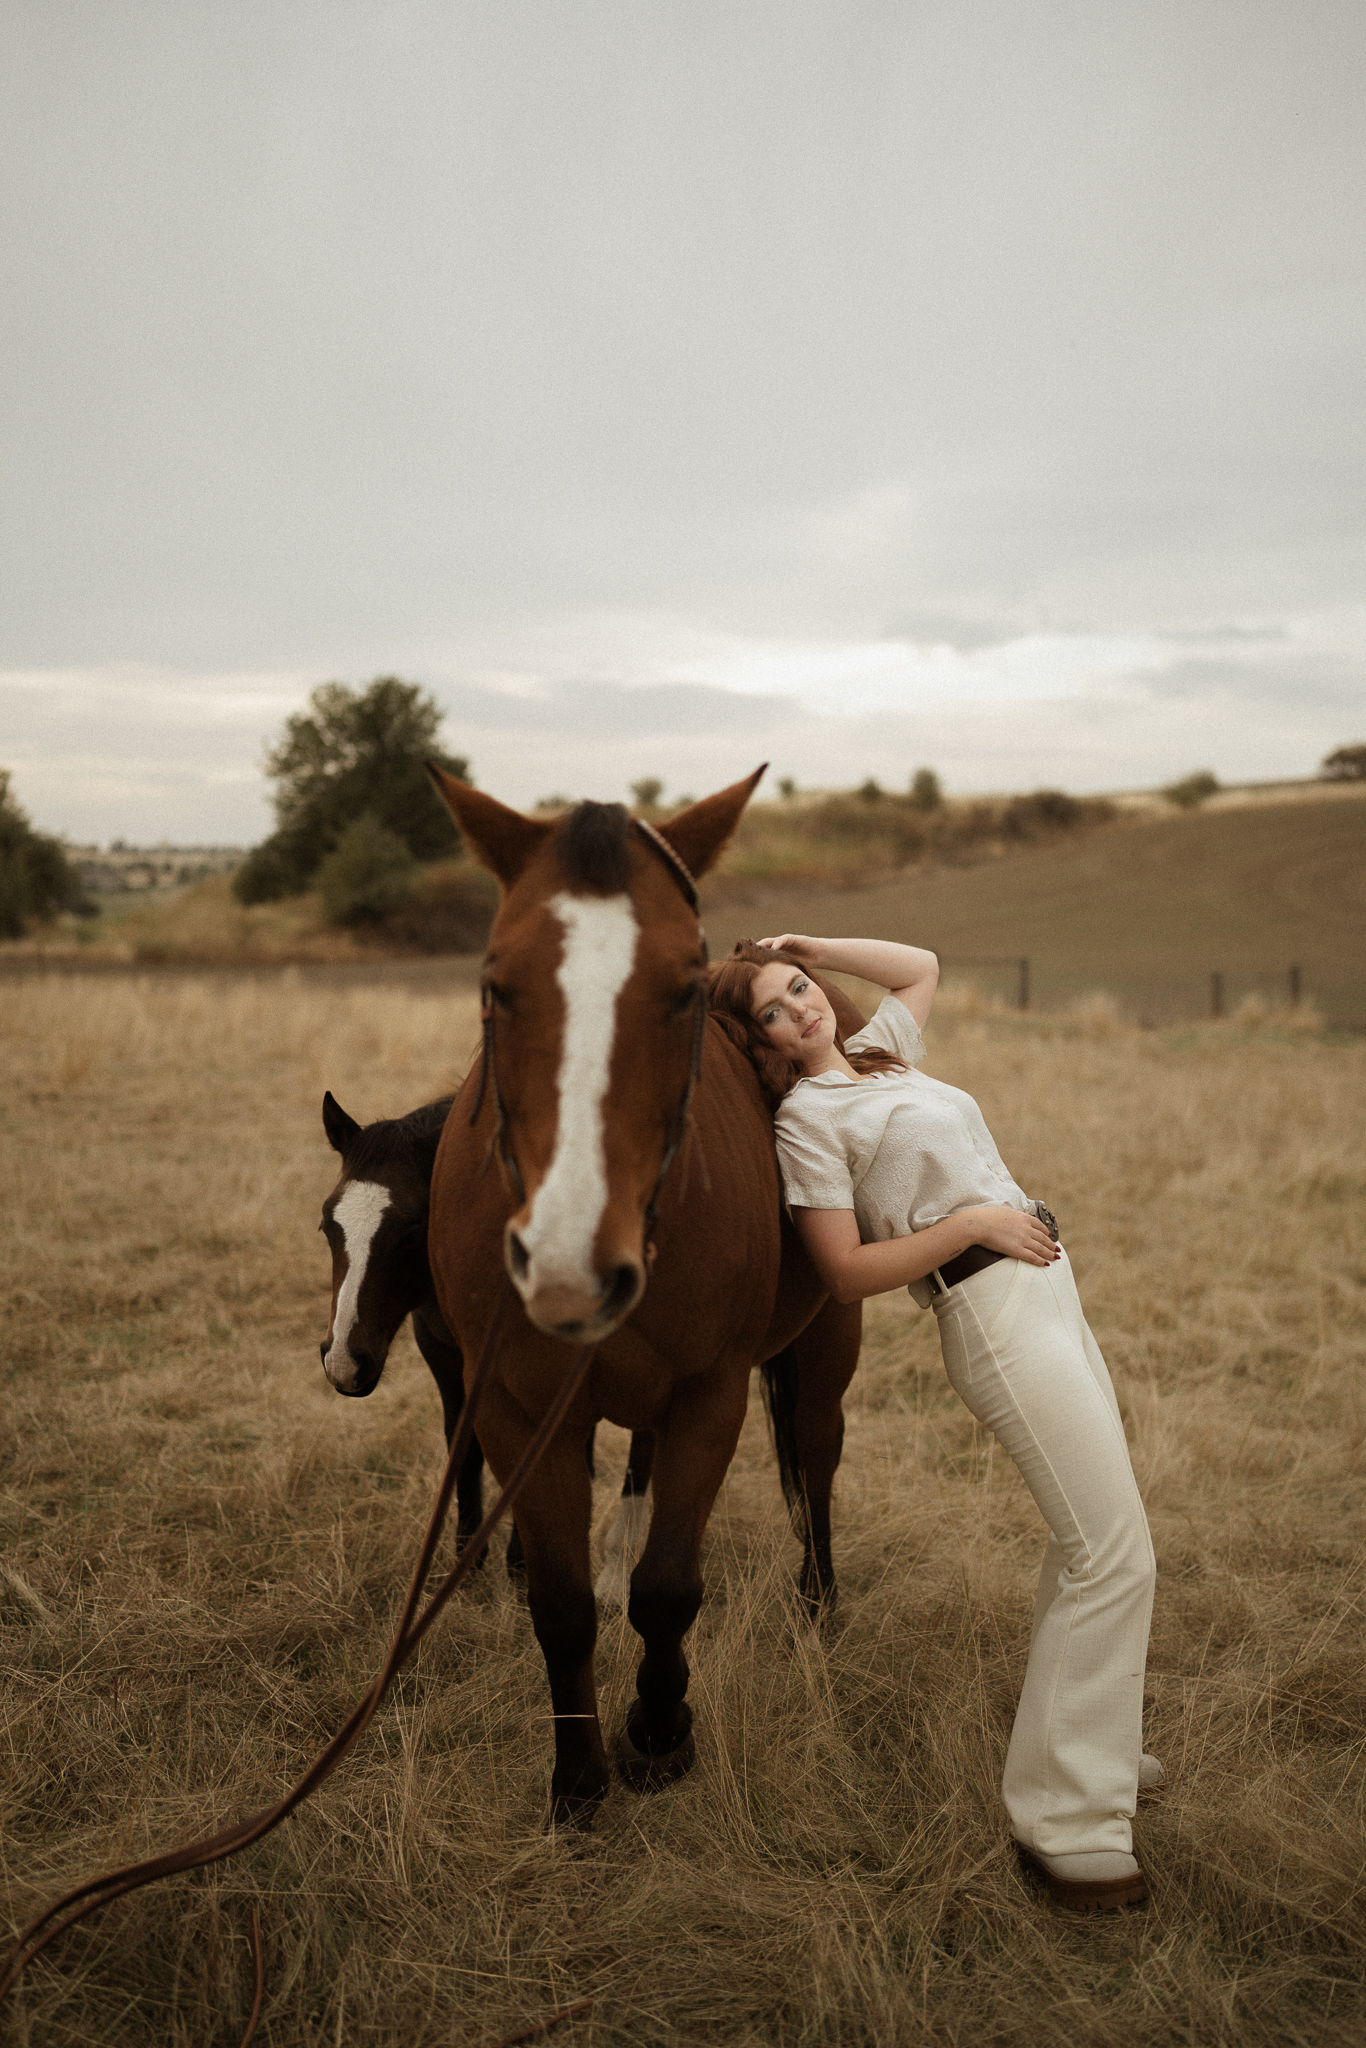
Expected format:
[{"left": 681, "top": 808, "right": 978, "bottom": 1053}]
[{"left": 963, "top": 1205, "right": 1060, "bottom": 1267}]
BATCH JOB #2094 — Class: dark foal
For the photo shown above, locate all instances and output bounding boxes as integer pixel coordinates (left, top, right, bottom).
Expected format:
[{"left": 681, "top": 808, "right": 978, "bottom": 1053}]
[{"left": 319, "top": 1091, "right": 654, "bottom": 1586}]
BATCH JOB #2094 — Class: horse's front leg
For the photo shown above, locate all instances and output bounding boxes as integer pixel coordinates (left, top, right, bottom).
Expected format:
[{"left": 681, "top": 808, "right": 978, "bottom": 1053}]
[
  {"left": 618, "top": 1365, "right": 748, "bottom": 1789},
  {"left": 476, "top": 1379, "right": 609, "bottom": 1824}
]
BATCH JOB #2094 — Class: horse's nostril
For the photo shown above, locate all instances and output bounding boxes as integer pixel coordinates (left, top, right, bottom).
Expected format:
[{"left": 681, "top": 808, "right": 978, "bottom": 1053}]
[
  {"left": 508, "top": 1232, "right": 530, "bottom": 1282},
  {"left": 602, "top": 1263, "right": 643, "bottom": 1319},
  {"left": 320, "top": 1340, "right": 329, "bottom": 1366}
]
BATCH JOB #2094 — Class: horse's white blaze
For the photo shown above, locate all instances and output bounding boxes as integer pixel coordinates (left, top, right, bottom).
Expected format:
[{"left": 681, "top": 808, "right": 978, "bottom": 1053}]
[
  {"left": 516, "top": 890, "right": 639, "bottom": 1302},
  {"left": 324, "top": 1180, "right": 390, "bottom": 1389}
]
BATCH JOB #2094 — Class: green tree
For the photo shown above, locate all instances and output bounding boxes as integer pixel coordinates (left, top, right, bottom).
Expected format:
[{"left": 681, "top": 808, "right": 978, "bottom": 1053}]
[
  {"left": 316, "top": 814, "right": 420, "bottom": 926},
  {"left": 1162, "top": 770, "right": 1220, "bottom": 809},
  {"left": 909, "top": 767, "right": 942, "bottom": 812},
  {"left": 234, "top": 679, "right": 470, "bottom": 904},
  {"left": 630, "top": 777, "right": 664, "bottom": 812},
  {"left": 0, "top": 770, "right": 84, "bottom": 939},
  {"left": 1321, "top": 743, "right": 1366, "bottom": 780}
]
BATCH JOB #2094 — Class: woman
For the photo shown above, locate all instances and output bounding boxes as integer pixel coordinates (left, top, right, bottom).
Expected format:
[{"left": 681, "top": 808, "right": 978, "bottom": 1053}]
[{"left": 708, "top": 934, "right": 1159, "bottom": 1913}]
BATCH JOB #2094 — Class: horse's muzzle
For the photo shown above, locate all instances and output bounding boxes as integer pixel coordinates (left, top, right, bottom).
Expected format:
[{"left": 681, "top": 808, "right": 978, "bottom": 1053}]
[
  {"left": 321, "top": 1338, "right": 382, "bottom": 1397},
  {"left": 507, "top": 1235, "right": 645, "bottom": 1341}
]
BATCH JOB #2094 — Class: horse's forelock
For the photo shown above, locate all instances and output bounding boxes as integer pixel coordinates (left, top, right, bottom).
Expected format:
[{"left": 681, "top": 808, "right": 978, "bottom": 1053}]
[
  {"left": 343, "top": 1098, "right": 456, "bottom": 1187},
  {"left": 553, "top": 802, "right": 633, "bottom": 896}
]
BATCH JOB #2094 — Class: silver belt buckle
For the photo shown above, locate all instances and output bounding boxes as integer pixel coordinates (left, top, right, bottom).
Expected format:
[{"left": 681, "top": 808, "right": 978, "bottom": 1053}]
[{"left": 1033, "top": 1201, "right": 1060, "bottom": 1243}]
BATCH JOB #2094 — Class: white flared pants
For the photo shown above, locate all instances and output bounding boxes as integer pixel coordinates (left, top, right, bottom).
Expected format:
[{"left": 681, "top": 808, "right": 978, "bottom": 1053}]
[{"left": 932, "top": 1245, "right": 1156, "bottom": 1857}]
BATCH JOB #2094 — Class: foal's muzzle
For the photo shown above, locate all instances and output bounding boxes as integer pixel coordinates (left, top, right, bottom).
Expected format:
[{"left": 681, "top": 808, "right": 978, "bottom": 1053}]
[{"left": 321, "top": 1337, "right": 382, "bottom": 1397}]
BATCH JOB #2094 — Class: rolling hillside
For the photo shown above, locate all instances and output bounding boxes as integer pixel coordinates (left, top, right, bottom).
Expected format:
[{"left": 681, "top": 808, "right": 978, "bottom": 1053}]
[{"left": 703, "top": 790, "right": 1366, "bottom": 1029}]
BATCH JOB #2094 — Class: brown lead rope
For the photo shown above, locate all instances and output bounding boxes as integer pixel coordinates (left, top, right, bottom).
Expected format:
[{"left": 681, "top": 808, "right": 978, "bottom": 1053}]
[{"left": 2, "top": 1280, "right": 599, "bottom": 2032}]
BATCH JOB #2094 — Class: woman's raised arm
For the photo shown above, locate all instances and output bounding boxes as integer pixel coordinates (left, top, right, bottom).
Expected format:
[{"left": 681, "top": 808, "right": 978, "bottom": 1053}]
[{"left": 757, "top": 934, "right": 939, "bottom": 1026}]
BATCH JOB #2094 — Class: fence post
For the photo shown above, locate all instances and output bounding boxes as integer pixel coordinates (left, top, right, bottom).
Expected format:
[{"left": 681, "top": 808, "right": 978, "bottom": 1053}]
[
  {"left": 1209, "top": 971, "right": 1224, "bottom": 1020},
  {"left": 1017, "top": 957, "right": 1030, "bottom": 1012},
  {"left": 1288, "top": 963, "right": 1301, "bottom": 1007}
]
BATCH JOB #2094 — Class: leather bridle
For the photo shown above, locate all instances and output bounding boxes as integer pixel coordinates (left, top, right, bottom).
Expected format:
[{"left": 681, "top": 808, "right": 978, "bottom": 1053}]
[{"left": 470, "top": 818, "right": 709, "bottom": 1245}]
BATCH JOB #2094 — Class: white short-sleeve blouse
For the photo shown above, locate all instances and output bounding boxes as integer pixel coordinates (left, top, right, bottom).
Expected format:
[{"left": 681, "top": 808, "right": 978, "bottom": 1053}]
[{"left": 772, "top": 994, "right": 1033, "bottom": 1308}]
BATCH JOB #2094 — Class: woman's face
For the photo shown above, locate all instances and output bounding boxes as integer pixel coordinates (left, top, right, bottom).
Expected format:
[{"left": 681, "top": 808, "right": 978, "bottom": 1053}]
[{"left": 749, "top": 961, "right": 837, "bottom": 1071}]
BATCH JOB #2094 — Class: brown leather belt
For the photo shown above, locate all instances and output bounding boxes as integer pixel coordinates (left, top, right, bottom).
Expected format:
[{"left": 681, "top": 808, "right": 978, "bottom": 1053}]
[
  {"left": 926, "top": 1245, "right": 1007, "bottom": 1297},
  {"left": 926, "top": 1203, "right": 1060, "bottom": 1297}
]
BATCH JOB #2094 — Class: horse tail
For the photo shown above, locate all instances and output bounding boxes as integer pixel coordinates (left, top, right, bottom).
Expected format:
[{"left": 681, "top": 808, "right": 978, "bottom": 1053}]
[{"left": 759, "top": 1343, "right": 803, "bottom": 1519}]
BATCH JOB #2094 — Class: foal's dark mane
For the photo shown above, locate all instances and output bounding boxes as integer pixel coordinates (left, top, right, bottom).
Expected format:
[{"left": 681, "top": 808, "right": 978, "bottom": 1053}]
[
  {"left": 554, "top": 801, "right": 633, "bottom": 895},
  {"left": 345, "top": 1096, "right": 455, "bottom": 1180}
]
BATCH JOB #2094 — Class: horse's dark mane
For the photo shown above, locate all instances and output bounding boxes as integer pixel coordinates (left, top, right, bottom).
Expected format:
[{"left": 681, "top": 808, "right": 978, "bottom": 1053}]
[
  {"left": 554, "top": 801, "right": 633, "bottom": 895},
  {"left": 346, "top": 1096, "right": 455, "bottom": 1180}
]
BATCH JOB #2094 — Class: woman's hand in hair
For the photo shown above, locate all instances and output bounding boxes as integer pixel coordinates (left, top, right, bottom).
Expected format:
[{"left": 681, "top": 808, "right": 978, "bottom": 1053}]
[
  {"left": 761, "top": 936, "right": 939, "bottom": 1025},
  {"left": 757, "top": 932, "right": 825, "bottom": 963}
]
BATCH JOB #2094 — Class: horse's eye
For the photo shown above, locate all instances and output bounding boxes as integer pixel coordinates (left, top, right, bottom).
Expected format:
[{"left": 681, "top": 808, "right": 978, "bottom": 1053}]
[
  {"left": 483, "top": 980, "right": 514, "bottom": 1014},
  {"left": 667, "top": 982, "right": 701, "bottom": 1021}
]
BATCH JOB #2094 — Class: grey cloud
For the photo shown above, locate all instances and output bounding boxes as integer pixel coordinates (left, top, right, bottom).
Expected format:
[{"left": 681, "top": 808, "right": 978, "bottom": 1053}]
[
  {"left": 2, "top": 2, "right": 1364, "bottom": 671},
  {"left": 1158, "top": 625, "right": 1290, "bottom": 645},
  {"left": 9, "top": 647, "right": 1357, "bottom": 844},
  {"left": 432, "top": 678, "right": 798, "bottom": 745},
  {"left": 1137, "top": 654, "right": 1364, "bottom": 712},
  {"left": 878, "top": 612, "right": 1021, "bottom": 653},
  {"left": 2, "top": 3, "right": 1363, "bottom": 832}
]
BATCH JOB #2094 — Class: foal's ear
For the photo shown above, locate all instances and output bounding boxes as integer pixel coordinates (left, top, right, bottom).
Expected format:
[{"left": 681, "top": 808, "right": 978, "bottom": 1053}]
[
  {"left": 323, "top": 1091, "right": 363, "bottom": 1156},
  {"left": 427, "top": 765, "right": 553, "bottom": 888},
  {"left": 657, "top": 766, "right": 767, "bottom": 881}
]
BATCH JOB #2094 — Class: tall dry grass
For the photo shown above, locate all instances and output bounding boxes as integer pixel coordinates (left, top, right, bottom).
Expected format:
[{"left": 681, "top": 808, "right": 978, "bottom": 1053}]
[{"left": 1, "top": 972, "right": 1363, "bottom": 2046}]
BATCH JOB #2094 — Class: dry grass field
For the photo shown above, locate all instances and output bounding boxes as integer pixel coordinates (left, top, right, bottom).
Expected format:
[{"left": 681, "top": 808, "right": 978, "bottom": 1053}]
[{"left": 1, "top": 970, "right": 1364, "bottom": 2046}]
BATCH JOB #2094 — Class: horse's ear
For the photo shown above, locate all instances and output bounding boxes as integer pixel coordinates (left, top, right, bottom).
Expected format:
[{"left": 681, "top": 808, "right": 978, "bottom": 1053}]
[
  {"left": 656, "top": 766, "right": 767, "bottom": 881},
  {"left": 323, "top": 1091, "right": 363, "bottom": 1156},
  {"left": 426, "top": 764, "right": 552, "bottom": 888}
]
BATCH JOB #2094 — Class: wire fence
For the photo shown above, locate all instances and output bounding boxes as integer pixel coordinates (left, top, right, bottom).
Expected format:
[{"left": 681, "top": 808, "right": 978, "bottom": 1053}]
[{"left": 939, "top": 958, "right": 1323, "bottom": 1021}]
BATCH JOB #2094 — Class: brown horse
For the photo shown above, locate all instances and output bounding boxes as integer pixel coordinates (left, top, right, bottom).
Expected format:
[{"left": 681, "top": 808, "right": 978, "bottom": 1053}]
[{"left": 425, "top": 767, "right": 863, "bottom": 1823}]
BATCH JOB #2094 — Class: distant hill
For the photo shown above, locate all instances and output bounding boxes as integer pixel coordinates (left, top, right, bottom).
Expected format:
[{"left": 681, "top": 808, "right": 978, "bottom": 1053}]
[{"left": 703, "top": 788, "right": 1366, "bottom": 1030}]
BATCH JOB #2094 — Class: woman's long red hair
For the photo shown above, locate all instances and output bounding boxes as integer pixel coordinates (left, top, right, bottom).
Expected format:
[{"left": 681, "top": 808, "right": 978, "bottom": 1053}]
[{"left": 707, "top": 940, "right": 907, "bottom": 1111}]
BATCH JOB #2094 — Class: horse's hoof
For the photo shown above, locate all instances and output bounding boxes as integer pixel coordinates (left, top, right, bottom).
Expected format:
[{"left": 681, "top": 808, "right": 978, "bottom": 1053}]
[
  {"left": 549, "top": 1792, "right": 604, "bottom": 1833},
  {"left": 615, "top": 1704, "right": 696, "bottom": 1792},
  {"left": 798, "top": 1581, "right": 838, "bottom": 1628},
  {"left": 548, "top": 1765, "right": 610, "bottom": 1831}
]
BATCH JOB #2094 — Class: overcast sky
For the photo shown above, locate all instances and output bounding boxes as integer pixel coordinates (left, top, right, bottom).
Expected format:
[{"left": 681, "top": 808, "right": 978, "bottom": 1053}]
[{"left": 3, "top": 1, "right": 1363, "bottom": 844}]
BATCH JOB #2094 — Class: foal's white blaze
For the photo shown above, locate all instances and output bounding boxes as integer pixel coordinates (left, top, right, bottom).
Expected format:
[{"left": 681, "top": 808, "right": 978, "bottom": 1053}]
[
  {"left": 324, "top": 1180, "right": 391, "bottom": 1390},
  {"left": 515, "top": 890, "right": 639, "bottom": 1304}
]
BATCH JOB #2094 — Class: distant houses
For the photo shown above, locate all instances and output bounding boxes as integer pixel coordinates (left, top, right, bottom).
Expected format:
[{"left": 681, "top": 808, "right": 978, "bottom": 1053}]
[{"left": 71, "top": 845, "right": 243, "bottom": 895}]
